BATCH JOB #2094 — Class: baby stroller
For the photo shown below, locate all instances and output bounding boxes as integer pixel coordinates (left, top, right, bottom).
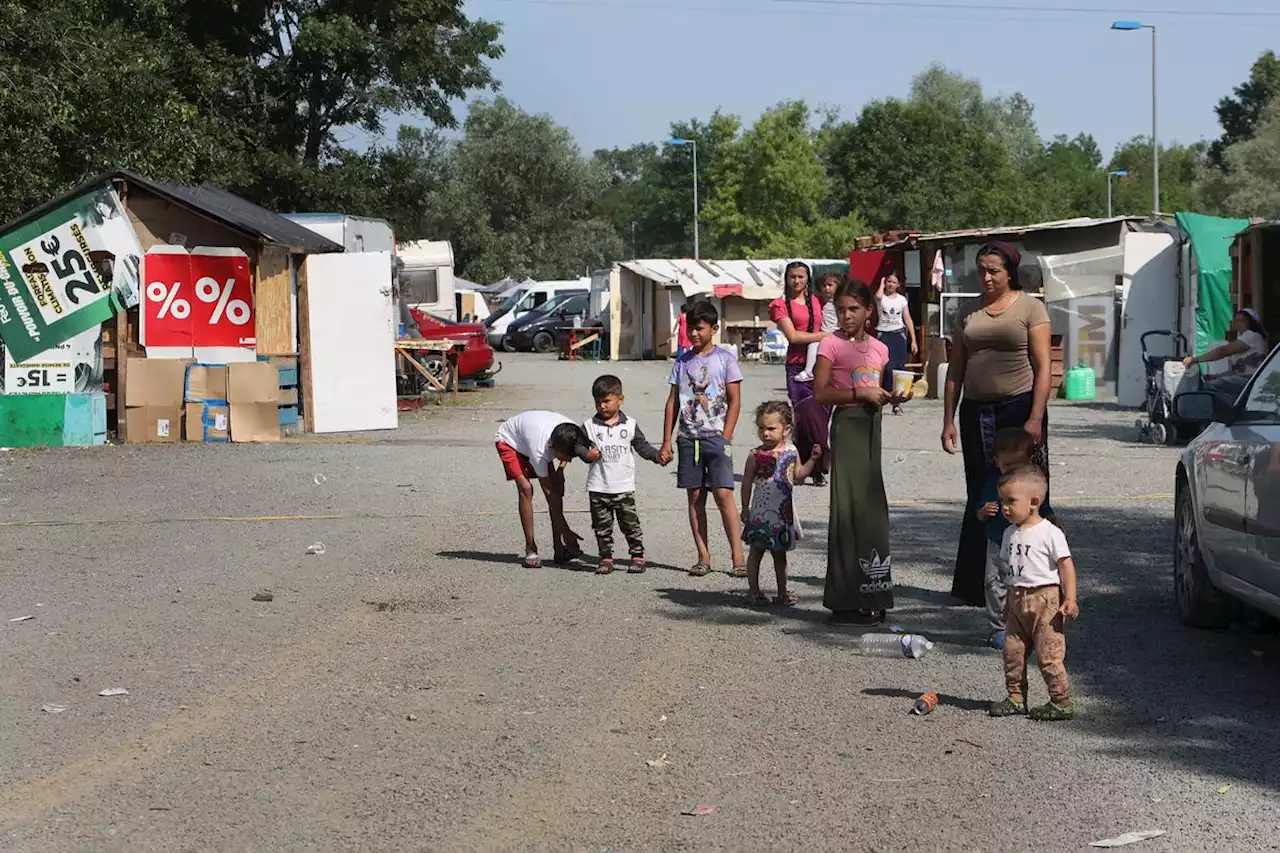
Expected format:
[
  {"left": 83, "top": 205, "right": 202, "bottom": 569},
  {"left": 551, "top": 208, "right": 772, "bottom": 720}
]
[{"left": 1136, "top": 330, "right": 1202, "bottom": 445}]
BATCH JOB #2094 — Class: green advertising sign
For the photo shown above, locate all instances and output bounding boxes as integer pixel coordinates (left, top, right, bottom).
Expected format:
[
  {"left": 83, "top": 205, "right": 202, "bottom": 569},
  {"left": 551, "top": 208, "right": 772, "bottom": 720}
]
[{"left": 0, "top": 185, "right": 143, "bottom": 363}]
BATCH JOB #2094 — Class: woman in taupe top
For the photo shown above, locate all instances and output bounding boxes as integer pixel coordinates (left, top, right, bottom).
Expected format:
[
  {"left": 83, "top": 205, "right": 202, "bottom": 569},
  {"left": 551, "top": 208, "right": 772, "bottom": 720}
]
[{"left": 941, "top": 242, "right": 1053, "bottom": 608}]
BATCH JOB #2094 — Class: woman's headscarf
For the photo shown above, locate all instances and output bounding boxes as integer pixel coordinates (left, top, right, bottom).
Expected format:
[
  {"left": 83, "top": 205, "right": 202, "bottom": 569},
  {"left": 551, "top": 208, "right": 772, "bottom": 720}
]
[
  {"left": 977, "top": 242, "right": 1023, "bottom": 290},
  {"left": 784, "top": 261, "right": 815, "bottom": 333}
]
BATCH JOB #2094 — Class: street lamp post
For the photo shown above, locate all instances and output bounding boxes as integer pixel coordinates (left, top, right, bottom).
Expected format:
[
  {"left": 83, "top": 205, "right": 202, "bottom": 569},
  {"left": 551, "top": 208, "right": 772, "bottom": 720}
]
[
  {"left": 1112, "top": 21, "right": 1158, "bottom": 216},
  {"left": 666, "top": 138, "right": 699, "bottom": 259},
  {"left": 1107, "top": 169, "right": 1128, "bottom": 218}
]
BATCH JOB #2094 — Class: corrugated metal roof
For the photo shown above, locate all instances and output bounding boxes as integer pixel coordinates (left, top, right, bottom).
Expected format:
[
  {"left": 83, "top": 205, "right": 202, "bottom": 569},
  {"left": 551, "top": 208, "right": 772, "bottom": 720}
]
[
  {"left": 619, "top": 258, "right": 847, "bottom": 300},
  {"left": 0, "top": 170, "right": 343, "bottom": 254},
  {"left": 861, "top": 216, "right": 1144, "bottom": 250}
]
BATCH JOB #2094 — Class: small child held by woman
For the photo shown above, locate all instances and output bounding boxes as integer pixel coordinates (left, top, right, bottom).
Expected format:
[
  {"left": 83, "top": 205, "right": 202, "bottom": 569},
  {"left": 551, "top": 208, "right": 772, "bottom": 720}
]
[
  {"left": 794, "top": 272, "right": 841, "bottom": 384},
  {"left": 740, "top": 401, "right": 823, "bottom": 606}
]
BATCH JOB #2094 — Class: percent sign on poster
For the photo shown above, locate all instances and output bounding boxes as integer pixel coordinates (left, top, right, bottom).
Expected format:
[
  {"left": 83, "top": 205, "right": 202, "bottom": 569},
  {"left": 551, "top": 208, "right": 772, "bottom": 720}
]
[{"left": 142, "top": 247, "right": 254, "bottom": 349}]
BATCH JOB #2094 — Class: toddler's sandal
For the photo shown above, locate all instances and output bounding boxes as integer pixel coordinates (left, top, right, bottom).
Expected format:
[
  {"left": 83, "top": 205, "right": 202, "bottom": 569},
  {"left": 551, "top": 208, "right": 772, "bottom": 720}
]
[
  {"left": 688, "top": 562, "right": 711, "bottom": 577},
  {"left": 627, "top": 557, "right": 646, "bottom": 574},
  {"left": 595, "top": 558, "right": 615, "bottom": 575}
]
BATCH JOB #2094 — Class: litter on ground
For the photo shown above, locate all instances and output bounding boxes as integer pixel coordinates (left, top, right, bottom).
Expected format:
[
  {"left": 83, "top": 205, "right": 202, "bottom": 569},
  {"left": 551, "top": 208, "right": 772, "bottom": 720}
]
[{"left": 1089, "top": 829, "right": 1167, "bottom": 848}]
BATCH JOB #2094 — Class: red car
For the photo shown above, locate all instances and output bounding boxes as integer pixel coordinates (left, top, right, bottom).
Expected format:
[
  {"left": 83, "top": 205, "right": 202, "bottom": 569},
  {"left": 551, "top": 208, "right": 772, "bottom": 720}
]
[{"left": 411, "top": 309, "right": 496, "bottom": 380}]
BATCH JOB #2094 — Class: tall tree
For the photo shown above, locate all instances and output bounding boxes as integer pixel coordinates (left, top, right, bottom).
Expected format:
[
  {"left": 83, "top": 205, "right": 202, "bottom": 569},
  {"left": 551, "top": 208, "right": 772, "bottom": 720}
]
[
  {"left": 910, "top": 64, "right": 1041, "bottom": 166},
  {"left": 826, "top": 99, "right": 1034, "bottom": 232},
  {"left": 701, "top": 101, "right": 865, "bottom": 257},
  {"left": 1197, "top": 97, "right": 1280, "bottom": 217},
  {"left": 1210, "top": 51, "right": 1280, "bottom": 169},
  {"left": 1107, "top": 137, "right": 1205, "bottom": 215},
  {"left": 1025, "top": 134, "right": 1107, "bottom": 220},
  {"left": 438, "top": 98, "right": 623, "bottom": 281}
]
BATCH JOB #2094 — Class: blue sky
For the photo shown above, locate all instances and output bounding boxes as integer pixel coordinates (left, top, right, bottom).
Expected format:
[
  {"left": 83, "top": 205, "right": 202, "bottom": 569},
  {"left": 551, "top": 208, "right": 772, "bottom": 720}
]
[{"left": 403, "top": 0, "right": 1280, "bottom": 159}]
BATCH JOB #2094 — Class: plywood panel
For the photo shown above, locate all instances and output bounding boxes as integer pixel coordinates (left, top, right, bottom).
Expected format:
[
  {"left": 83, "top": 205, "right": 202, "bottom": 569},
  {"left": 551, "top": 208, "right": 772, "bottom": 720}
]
[
  {"left": 125, "top": 192, "right": 257, "bottom": 256},
  {"left": 256, "top": 246, "right": 294, "bottom": 355},
  {"left": 303, "top": 252, "right": 396, "bottom": 433}
]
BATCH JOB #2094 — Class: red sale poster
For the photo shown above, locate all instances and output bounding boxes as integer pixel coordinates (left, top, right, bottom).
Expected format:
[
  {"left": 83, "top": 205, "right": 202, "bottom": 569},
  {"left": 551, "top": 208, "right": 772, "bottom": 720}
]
[
  {"left": 189, "top": 248, "right": 254, "bottom": 348},
  {"left": 142, "top": 246, "right": 194, "bottom": 348}
]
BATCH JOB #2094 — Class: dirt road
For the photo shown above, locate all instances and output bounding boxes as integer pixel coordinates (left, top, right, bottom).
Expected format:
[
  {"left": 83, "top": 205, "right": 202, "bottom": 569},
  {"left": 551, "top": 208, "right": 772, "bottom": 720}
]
[{"left": 2, "top": 356, "right": 1277, "bottom": 852}]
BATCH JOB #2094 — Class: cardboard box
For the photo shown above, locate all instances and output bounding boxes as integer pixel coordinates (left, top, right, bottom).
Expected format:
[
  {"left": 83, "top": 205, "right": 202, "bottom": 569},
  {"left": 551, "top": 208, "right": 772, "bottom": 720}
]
[
  {"left": 185, "top": 401, "right": 230, "bottom": 443},
  {"left": 227, "top": 362, "right": 281, "bottom": 404},
  {"left": 125, "top": 358, "right": 190, "bottom": 408},
  {"left": 230, "top": 402, "right": 280, "bottom": 442},
  {"left": 227, "top": 362, "right": 281, "bottom": 442},
  {"left": 185, "top": 365, "right": 228, "bottom": 402},
  {"left": 126, "top": 406, "right": 183, "bottom": 443}
]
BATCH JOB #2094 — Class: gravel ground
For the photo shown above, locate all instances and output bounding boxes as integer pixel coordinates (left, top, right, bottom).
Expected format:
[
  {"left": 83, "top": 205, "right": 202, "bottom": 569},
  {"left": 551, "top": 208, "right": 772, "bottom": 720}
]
[{"left": 2, "top": 354, "right": 1279, "bottom": 853}]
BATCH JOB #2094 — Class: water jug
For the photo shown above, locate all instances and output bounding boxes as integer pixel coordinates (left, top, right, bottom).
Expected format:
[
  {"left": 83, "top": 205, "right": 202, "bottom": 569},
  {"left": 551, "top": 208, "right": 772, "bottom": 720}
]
[{"left": 1063, "top": 363, "right": 1096, "bottom": 401}]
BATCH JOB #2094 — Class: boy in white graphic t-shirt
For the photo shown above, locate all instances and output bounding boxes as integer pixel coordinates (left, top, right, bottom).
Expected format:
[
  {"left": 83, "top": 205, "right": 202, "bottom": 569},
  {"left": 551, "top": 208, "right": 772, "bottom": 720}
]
[
  {"left": 583, "top": 374, "right": 667, "bottom": 575},
  {"left": 988, "top": 464, "right": 1080, "bottom": 722}
]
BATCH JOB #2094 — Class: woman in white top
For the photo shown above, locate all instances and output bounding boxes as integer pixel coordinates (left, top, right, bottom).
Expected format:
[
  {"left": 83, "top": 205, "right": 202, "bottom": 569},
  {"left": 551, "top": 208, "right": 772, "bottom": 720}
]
[
  {"left": 1183, "top": 308, "right": 1270, "bottom": 380},
  {"left": 874, "top": 272, "right": 918, "bottom": 415}
]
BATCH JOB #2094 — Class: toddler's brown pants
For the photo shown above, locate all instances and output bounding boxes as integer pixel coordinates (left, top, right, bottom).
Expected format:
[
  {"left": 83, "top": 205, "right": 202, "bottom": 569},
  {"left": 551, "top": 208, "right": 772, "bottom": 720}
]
[{"left": 1004, "top": 584, "right": 1070, "bottom": 706}]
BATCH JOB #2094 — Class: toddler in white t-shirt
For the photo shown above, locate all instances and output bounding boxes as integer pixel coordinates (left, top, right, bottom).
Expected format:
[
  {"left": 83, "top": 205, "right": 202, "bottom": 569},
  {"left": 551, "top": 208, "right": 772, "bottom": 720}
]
[
  {"left": 794, "top": 273, "right": 840, "bottom": 384},
  {"left": 988, "top": 464, "right": 1080, "bottom": 722}
]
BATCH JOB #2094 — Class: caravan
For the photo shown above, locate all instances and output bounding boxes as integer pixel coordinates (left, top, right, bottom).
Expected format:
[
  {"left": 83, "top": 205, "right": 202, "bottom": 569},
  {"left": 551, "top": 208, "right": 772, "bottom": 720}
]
[{"left": 399, "top": 241, "right": 458, "bottom": 321}]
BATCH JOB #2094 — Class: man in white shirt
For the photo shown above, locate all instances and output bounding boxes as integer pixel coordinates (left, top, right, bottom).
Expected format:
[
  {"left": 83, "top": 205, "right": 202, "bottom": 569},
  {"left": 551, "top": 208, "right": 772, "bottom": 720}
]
[
  {"left": 988, "top": 465, "right": 1080, "bottom": 723},
  {"left": 495, "top": 411, "right": 598, "bottom": 568}
]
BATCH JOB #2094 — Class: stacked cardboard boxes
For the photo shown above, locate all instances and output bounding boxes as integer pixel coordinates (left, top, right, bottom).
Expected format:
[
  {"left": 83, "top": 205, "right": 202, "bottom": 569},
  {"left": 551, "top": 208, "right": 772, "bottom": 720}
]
[
  {"left": 125, "top": 359, "right": 189, "bottom": 443},
  {"left": 227, "top": 362, "right": 281, "bottom": 442},
  {"left": 185, "top": 364, "right": 230, "bottom": 442}
]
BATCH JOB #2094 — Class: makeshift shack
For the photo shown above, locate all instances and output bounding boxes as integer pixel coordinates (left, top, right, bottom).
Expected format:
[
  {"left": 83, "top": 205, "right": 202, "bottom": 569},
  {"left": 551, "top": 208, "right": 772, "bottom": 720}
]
[
  {"left": 851, "top": 217, "right": 1204, "bottom": 406},
  {"left": 591, "top": 258, "right": 847, "bottom": 361},
  {"left": 1231, "top": 219, "right": 1280, "bottom": 342},
  {"left": 0, "top": 170, "right": 349, "bottom": 444}
]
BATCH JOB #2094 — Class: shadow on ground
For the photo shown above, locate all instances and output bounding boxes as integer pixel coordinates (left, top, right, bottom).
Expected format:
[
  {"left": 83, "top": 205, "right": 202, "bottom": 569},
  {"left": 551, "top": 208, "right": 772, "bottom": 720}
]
[{"left": 655, "top": 501, "right": 1280, "bottom": 791}]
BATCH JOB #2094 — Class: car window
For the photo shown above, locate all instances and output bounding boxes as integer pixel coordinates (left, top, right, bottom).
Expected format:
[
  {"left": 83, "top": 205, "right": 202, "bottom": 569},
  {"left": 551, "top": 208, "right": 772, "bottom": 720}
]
[
  {"left": 532, "top": 293, "right": 549, "bottom": 308},
  {"left": 1240, "top": 345, "right": 1280, "bottom": 423},
  {"left": 562, "top": 296, "right": 588, "bottom": 314},
  {"left": 402, "top": 268, "right": 439, "bottom": 305}
]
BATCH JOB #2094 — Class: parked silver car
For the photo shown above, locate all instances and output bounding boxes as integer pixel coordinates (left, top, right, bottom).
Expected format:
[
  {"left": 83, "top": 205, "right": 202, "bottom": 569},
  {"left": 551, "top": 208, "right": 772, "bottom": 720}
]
[{"left": 1173, "top": 343, "right": 1280, "bottom": 626}]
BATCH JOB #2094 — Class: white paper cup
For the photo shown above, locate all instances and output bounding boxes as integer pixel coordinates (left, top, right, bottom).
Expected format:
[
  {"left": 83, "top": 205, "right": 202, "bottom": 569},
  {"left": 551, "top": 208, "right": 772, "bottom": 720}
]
[{"left": 893, "top": 370, "right": 914, "bottom": 398}]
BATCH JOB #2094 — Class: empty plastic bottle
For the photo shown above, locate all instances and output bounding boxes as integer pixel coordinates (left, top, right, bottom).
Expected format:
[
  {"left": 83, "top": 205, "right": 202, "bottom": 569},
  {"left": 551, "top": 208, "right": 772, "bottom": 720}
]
[{"left": 855, "top": 633, "right": 934, "bottom": 660}]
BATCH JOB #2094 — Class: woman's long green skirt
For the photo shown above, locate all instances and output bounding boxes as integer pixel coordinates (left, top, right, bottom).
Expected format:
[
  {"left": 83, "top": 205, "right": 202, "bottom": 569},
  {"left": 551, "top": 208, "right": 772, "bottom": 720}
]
[{"left": 824, "top": 404, "right": 893, "bottom": 613}]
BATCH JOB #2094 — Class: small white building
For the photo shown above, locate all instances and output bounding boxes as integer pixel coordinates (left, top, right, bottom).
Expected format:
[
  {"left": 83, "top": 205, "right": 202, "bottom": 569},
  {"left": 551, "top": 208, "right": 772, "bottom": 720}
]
[{"left": 591, "top": 258, "right": 846, "bottom": 361}]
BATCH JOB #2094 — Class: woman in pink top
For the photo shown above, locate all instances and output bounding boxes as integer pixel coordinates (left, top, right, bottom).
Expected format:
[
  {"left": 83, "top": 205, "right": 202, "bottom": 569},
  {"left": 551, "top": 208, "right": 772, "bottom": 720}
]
[
  {"left": 768, "top": 262, "right": 830, "bottom": 484},
  {"left": 814, "top": 278, "right": 898, "bottom": 625}
]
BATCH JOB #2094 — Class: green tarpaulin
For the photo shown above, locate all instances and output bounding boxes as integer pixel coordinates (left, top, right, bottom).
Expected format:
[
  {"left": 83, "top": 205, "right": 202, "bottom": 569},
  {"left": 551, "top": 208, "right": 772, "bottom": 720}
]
[{"left": 1176, "top": 212, "right": 1248, "bottom": 356}]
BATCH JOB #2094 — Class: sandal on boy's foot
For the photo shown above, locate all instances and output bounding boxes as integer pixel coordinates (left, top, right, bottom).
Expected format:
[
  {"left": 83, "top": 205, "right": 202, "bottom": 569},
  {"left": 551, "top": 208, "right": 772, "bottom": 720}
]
[
  {"left": 627, "top": 557, "right": 646, "bottom": 574},
  {"left": 773, "top": 590, "right": 799, "bottom": 607},
  {"left": 748, "top": 591, "right": 771, "bottom": 607},
  {"left": 730, "top": 565, "right": 749, "bottom": 578},
  {"left": 595, "top": 558, "right": 615, "bottom": 575},
  {"left": 687, "top": 562, "right": 711, "bottom": 577},
  {"left": 522, "top": 553, "right": 542, "bottom": 569},
  {"left": 988, "top": 697, "right": 1027, "bottom": 717},
  {"left": 1029, "top": 702, "right": 1075, "bottom": 722}
]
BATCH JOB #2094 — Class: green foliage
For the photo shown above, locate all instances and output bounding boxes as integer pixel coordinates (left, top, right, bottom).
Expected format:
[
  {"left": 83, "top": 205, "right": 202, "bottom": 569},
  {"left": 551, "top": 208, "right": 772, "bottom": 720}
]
[
  {"left": 1107, "top": 137, "right": 1206, "bottom": 215},
  {"left": 1210, "top": 51, "right": 1280, "bottom": 169},
  {"left": 1197, "top": 99, "right": 1280, "bottom": 218},
  {"left": 825, "top": 98, "right": 1034, "bottom": 232},
  {"left": 910, "top": 65, "right": 1041, "bottom": 166}
]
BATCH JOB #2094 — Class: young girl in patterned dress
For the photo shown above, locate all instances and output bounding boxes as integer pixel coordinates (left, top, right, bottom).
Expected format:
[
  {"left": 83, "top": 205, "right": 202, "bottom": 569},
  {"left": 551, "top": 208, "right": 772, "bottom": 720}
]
[{"left": 740, "top": 401, "right": 823, "bottom": 606}]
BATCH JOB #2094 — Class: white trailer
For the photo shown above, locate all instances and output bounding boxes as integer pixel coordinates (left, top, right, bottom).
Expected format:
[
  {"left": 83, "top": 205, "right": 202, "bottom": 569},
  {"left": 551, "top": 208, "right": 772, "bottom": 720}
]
[
  {"left": 397, "top": 240, "right": 457, "bottom": 321},
  {"left": 282, "top": 213, "right": 396, "bottom": 254}
]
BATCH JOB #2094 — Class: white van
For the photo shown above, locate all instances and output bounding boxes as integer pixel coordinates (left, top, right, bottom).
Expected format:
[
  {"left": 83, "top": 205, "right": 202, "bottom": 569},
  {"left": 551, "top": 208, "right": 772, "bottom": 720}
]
[
  {"left": 484, "top": 278, "right": 591, "bottom": 349},
  {"left": 398, "top": 241, "right": 457, "bottom": 320}
]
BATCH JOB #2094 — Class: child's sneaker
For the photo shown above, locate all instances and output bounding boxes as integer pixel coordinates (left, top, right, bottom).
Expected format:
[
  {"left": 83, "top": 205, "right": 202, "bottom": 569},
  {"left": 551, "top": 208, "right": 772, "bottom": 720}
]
[
  {"left": 1029, "top": 702, "right": 1075, "bottom": 722},
  {"left": 987, "top": 631, "right": 1006, "bottom": 650},
  {"left": 988, "top": 697, "right": 1026, "bottom": 717},
  {"left": 793, "top": 370, "right": 814, "bottom": 383}
]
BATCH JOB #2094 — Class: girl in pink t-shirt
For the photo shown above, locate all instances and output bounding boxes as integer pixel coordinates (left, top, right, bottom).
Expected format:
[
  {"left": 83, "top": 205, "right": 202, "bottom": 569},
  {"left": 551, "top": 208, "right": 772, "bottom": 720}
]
[{"left": 813, "top": 278, "right": 906, "bottom": 626}]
